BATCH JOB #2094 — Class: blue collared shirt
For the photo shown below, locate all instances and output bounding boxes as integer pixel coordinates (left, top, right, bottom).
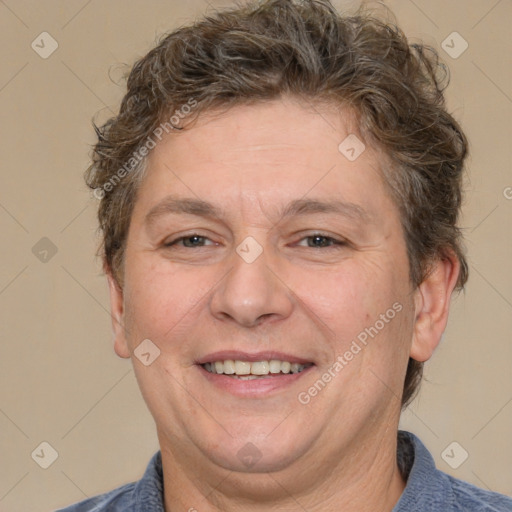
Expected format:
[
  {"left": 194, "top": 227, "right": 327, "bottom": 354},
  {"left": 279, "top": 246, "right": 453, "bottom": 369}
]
[{"left": 56, "top": 431, "right": 512, "bottom": 511}]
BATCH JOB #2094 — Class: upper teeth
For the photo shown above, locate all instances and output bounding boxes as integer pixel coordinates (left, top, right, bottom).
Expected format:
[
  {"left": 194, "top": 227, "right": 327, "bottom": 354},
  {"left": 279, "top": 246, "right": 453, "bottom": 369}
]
[{"left": 203, "top": 360, "right": 310, "bottom": 376}]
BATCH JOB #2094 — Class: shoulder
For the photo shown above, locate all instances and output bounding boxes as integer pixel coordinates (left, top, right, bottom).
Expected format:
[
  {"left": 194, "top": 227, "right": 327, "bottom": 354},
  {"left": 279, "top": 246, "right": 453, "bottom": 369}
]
[
  {"left": 55, "top": 482, "right": 136, "bottom": 511},
  {"left": 396, "top": 431, "right": 512, "bottom": 512},
  {"left": 55, "top": 451, "right": 164, "bottom": 512},
  {"left": 443, "top": 473, "right": 512, "bottom": 512}
]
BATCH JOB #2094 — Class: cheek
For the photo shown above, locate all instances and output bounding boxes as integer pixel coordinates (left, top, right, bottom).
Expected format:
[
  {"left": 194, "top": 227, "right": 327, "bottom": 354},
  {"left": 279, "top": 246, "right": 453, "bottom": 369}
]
[
  {"left": 293, "top": 260, "right": 415, "bottom": 406},
  {"left": 292, "top": 256, "right": 407, "bottom": 342},
  {"left": 123, "top": 258, "right": 220, "bottom": 347}
]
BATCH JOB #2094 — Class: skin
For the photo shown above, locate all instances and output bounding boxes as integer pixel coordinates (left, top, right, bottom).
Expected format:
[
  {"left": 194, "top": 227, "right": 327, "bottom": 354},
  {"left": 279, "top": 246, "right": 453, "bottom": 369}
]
[{"left": 107, "top": 96, "right": 460, "bottom": 511}]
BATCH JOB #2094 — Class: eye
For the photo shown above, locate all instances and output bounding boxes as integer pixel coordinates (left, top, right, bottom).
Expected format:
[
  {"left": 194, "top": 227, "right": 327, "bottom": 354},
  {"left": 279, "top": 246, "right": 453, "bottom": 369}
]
[
  {"left": 163, "top": 233, "right": 345, "bottom": 250},
  {"left": 296, "top": 234, "right": 346, "bottom": 248},
  {"left": 164, "top": 234, "right": 216, "bottom": 248}
]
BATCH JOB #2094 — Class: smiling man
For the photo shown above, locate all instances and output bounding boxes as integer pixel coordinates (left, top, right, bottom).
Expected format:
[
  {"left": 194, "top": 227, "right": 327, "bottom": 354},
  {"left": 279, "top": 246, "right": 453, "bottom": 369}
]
[{"left": 58, "top": 1, "right": 512, "bottom": 511}]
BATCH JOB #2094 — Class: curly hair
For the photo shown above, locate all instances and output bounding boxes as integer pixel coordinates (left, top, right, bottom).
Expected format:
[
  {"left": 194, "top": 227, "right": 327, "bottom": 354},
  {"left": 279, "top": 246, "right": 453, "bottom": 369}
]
[{"left": 86, "top": 0, "right": 468, "bottom": 407}]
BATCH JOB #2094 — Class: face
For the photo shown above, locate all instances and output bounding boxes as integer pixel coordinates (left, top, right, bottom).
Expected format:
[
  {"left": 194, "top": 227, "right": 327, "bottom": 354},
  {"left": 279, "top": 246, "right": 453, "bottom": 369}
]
[{"left": 110, "top": 97, "right": 423, "bottom": 476}]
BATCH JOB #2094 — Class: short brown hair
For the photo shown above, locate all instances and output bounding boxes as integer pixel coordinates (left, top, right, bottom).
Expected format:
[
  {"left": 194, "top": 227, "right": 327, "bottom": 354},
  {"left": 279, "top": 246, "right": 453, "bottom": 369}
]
[{"left": 86, "top": 0, "right": 468, "bottom": 407}]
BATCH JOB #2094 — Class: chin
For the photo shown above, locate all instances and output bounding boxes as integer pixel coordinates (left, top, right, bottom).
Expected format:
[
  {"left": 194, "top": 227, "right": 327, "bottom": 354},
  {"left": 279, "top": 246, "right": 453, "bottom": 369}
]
[{"left": 200, "top": 426, "right": 312, "bottom": 474}]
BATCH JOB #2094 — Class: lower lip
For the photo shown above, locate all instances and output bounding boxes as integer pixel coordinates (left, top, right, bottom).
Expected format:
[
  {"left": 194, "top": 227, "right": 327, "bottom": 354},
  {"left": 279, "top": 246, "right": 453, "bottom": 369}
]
[{"left": 198, "top": 365, "right": 314, "bottom": 397}]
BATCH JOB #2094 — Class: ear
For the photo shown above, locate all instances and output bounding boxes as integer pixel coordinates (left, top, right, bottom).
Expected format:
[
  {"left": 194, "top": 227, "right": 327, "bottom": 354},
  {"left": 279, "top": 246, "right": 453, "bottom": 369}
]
[
  {"left": 106, "top": 271, "right": 131, "bottom": 359},
  {"left": 410, "top": 252, "right": 460, "bottom": 362}
]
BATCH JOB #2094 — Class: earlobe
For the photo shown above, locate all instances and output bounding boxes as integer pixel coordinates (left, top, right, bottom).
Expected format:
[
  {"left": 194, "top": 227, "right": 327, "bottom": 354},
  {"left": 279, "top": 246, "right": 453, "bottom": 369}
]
[
  {"left": 410, "top": 253, "right": 461, "bottom": 362},
  {"left": 106, "top": 272, "right": 131, "bottom": 359}
]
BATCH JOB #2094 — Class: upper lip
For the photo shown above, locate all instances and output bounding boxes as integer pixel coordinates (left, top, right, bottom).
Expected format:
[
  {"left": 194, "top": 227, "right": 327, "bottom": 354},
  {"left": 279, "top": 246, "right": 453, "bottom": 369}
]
[{"left": 196, "top": 350, "right": 314, "bottom": 365}]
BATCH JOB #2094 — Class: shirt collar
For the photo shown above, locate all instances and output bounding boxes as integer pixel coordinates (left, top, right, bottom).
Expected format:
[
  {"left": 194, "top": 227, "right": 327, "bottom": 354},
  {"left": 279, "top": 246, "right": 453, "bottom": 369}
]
[
  {"left": 133, "top": 450, "right": 166, "bottom": 511},
  {"left": 393, "top": 430, "right": 451, "bottom": 511}
]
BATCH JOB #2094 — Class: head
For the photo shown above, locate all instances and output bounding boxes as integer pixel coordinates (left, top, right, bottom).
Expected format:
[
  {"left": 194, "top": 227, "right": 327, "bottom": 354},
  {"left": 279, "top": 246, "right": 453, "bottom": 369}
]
[{"left": 87, "top": 0, "right": 467, "bottom": 482}]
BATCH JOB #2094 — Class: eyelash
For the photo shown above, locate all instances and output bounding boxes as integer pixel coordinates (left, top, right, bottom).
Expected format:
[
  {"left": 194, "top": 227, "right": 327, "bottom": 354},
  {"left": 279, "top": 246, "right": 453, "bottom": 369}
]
[{"left": 164, "top": 233, "right": 346, "bottom": 249}]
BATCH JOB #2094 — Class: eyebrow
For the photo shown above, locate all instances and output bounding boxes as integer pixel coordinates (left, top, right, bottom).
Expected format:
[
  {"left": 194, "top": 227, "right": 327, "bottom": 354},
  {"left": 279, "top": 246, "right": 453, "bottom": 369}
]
[
  {"left": 145, "top": 197, "right": 223, "bottom": 226},
  {"left": 281, "top": 198, "right": 369, "bottom": 222},
  {"left": 144, "top": 196, "right": 370, "bottom": 227}
]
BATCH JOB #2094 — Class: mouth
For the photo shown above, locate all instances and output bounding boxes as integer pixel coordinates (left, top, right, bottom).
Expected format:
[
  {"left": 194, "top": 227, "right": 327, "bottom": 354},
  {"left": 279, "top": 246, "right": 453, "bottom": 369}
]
[
  {"left": 196, "top": 351, "right": 315, "bottom": 397},
  {"left": 202, "top": 359, "right": 314, "bottom": 380}
]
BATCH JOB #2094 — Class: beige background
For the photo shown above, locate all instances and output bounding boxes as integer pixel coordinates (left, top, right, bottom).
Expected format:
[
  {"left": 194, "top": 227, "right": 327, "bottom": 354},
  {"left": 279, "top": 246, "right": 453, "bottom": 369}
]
[{"left": 0, "top": 0, "right": 510, "bottom": 510}]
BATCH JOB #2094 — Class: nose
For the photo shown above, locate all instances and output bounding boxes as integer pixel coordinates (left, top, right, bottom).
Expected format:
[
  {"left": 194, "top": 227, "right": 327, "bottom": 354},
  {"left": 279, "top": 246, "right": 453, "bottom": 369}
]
[{"left": 209, "top": 244, "right": 294, "bottom": 328}]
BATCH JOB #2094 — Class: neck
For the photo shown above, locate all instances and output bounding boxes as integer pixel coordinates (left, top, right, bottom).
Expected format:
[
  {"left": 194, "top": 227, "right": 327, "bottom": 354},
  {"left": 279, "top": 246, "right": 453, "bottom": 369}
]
[{"left": 159, "top": 423, "right": 406, "bottom": 512}]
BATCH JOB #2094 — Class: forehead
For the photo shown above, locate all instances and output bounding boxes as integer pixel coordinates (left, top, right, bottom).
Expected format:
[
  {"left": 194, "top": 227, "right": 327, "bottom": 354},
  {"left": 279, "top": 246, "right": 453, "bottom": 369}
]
[
  {"left": 154, "top": 97, "right": 362, "bottom": 166},
  {"left": 133, "top": 97, "right": 395, "bottom": 224}
]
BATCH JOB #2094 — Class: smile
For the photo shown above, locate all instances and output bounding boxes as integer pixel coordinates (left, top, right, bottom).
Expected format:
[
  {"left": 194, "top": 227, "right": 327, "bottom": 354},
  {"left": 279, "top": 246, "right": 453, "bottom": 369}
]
[{"left": 202, "top": 360, "right": 314, "bottom": 379}]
